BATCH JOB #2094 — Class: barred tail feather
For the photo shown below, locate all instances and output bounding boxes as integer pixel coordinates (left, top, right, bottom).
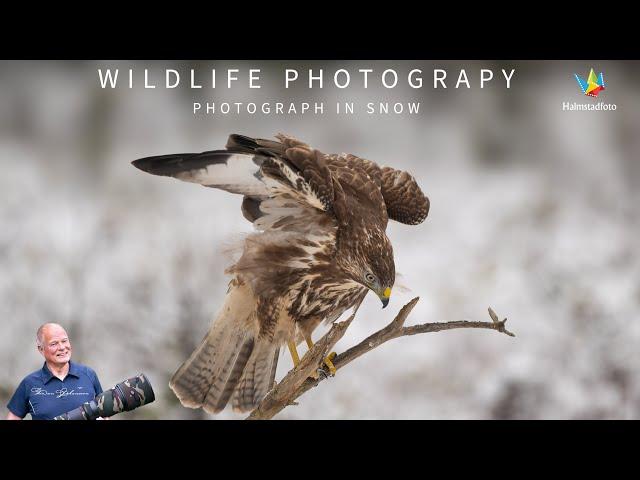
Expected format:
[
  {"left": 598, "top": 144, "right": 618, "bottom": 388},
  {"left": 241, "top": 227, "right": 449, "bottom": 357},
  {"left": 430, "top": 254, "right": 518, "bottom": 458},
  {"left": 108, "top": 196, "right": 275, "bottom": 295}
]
[
  {"left": 168, "top": 324, "right": 232, "bottom": 409},
  {"left": 202, "top": 334, "right": 255, "bottom": 413},
  {"left": 232, "top": 341, "right": 280, "bottom": 413},
  {"left": 169, "top": 281, "right": 267, "bottom": 414}
]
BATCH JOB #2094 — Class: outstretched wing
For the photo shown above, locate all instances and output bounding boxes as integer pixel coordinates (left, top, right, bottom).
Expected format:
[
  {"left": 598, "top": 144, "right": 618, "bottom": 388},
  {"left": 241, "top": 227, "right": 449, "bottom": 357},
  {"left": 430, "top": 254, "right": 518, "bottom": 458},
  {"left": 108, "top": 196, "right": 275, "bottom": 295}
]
[
  {"left": 229, "top": 134, "right": 388, "bottom": 227},
  {"left": 131, "top": 150, "right": 269, "bottom": 196},
  {"left": 132, "top": 134, "right": 335, "bottom": 216},
  {"left": 132, "top": 133, "right": 429, "bottom": 226}
]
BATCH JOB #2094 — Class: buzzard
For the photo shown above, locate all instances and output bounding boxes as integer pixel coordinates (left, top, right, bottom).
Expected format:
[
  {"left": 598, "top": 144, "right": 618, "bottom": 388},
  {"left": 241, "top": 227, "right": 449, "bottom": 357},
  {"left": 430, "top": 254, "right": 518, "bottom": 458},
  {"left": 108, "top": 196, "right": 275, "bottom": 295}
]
[{"left": 132, "top": 134, "right": 429, "bottom": 414}]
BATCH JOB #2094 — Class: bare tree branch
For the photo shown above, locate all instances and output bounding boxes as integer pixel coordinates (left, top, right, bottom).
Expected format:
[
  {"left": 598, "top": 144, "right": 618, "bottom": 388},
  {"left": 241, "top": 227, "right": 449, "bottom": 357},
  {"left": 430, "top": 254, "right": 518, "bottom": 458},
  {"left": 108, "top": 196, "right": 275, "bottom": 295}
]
[{"left": 246, "top": 298, "right": 514, "bottom": 420}]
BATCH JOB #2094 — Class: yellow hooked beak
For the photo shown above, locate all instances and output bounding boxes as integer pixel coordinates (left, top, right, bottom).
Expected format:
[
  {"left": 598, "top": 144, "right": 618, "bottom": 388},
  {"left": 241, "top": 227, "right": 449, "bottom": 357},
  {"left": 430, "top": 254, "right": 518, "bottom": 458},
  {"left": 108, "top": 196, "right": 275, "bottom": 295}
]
[{"left": 379, "top": 287, "right": 392, "bottom": 308}]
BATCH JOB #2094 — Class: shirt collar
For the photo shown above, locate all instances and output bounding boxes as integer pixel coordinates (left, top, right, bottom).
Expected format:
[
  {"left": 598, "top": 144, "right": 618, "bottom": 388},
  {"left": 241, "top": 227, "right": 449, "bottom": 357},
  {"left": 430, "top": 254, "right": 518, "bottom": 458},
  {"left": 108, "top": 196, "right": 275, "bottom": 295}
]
[{"left": 40, "top": 361, "right": 80, "bottom": 383}]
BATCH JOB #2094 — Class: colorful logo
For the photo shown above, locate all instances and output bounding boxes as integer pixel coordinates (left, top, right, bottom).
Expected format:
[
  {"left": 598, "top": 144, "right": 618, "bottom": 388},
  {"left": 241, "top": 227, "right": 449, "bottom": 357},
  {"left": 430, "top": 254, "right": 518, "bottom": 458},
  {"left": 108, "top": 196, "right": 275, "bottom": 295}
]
[{"left": 574, "top": 68, "right": 605, "bottom": 98}]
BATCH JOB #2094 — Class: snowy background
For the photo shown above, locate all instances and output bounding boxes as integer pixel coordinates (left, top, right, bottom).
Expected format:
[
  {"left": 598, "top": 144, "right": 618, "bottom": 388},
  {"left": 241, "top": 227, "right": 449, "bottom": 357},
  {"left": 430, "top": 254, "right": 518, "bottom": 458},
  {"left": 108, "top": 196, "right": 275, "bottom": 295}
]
[{"left": 1, "top": 60, "right": 639, "bottom": 419}]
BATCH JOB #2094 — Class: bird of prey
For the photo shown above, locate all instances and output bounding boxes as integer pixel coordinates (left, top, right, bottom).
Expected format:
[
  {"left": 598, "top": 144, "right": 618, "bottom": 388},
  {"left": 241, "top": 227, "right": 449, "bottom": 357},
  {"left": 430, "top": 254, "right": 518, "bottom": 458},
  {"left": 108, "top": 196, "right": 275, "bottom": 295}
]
[{"left": 132, "top": 133, "right": 429, "bottom": 414}]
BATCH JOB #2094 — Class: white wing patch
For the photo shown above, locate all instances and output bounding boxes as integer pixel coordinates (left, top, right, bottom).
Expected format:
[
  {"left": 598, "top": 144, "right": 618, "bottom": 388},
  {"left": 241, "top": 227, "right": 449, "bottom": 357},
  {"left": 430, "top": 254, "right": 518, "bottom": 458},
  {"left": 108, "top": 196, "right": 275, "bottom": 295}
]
[
  {"left": 253, "top": 195, "right": 337, "bottom": 270},
  {"left": 169, "top": 151, "right": 329, "bottom": 215},
  {"left": 263, "top": 158, "right": 327, "bottom": 211},
  {"left": 175, "top": 154, "right": 268, "bottom": 196},
  {"left": 255, "top": 196, "right": 335, "bottom": 238}
]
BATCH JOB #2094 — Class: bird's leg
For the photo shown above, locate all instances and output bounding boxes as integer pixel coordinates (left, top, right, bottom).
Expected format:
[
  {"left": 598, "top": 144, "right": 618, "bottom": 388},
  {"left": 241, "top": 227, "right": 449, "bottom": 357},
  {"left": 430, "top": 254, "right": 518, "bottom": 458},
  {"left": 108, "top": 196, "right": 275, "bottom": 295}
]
[
  {"left": 305, "top": 336, "right": 337, "bottom": 377},
  {"left": 287, "top": 341, "right": 300, "bottom": 368}
]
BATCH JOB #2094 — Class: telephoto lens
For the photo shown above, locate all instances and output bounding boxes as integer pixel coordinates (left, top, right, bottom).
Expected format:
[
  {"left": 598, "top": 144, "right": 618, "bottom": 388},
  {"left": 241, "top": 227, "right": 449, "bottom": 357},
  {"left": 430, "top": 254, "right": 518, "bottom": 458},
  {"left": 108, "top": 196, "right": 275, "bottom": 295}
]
[{"left": 54, "top": 373, "right": 155, "bottom": 420}]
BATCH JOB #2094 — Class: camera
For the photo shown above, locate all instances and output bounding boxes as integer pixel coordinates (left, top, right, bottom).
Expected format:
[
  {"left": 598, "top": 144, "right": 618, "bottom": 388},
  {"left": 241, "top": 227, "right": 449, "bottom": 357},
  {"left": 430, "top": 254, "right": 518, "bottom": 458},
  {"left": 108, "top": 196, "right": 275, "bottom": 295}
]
[{"left": 54, "top": 373, "right": 155, "bottom": 420}]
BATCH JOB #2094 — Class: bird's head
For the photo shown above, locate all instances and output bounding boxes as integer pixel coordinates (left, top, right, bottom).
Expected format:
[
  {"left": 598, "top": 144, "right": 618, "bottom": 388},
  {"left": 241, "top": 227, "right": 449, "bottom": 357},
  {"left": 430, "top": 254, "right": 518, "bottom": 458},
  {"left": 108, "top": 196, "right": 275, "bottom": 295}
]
[{"left": 341, "top": 226, "right": 396, "bottom": 308}]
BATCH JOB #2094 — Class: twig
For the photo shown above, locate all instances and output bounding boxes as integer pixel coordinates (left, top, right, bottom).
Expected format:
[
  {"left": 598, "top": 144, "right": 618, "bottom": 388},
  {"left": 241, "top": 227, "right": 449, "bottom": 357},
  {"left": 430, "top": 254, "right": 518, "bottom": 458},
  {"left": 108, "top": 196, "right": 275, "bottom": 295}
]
[{"left": 246, "top": 298, "right": 514, "bottom": 420}]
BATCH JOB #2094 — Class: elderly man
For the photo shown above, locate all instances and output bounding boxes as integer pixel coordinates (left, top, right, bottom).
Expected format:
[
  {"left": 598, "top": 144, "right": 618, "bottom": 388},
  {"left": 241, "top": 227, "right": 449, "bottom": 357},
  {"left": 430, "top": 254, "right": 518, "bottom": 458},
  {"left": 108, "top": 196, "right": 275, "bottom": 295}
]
[{"left": 6, "top": 323, "right": 103, "bottom": 420}]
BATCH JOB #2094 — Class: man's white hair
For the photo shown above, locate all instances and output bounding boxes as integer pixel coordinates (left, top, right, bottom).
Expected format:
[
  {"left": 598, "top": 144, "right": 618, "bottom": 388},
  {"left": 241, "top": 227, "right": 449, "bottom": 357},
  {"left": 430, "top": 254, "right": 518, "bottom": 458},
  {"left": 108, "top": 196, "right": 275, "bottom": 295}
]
[{"left": 36, "top": 323, "right": 66, "bottom": 348}]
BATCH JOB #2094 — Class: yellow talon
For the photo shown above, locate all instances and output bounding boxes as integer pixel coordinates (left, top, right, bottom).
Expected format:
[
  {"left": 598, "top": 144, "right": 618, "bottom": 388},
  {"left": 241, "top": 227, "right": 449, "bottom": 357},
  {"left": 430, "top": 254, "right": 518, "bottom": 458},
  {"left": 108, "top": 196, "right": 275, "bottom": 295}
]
[
  {"left": 324, "top": 352, "right": 337, "bottom": 376},
  {"left": 305, "top": 336, "right": 337, "bottom": 378}
]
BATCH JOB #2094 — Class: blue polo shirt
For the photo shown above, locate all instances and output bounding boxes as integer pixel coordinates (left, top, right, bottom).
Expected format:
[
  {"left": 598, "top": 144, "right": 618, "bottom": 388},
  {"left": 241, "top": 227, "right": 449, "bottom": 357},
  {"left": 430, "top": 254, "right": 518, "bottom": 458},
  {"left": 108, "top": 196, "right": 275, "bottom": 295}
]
[{"left": 7, "top": 361, "right": 103, "bottom": 420}]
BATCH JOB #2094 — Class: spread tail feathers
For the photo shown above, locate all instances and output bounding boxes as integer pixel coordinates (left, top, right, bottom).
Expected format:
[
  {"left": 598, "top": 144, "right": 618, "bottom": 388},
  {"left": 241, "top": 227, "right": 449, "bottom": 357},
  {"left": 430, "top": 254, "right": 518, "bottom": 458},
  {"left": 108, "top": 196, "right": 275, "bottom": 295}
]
[{"left": 169, "top": 282, "right": 279, "bottom": 414}]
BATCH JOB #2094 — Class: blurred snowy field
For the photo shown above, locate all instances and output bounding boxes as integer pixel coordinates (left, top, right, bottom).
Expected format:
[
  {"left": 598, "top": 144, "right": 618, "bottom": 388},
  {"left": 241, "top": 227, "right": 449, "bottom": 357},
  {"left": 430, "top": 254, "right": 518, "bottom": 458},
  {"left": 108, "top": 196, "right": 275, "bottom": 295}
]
[{"left": 1, "top": 61, "right": 639, "bottom": 419}]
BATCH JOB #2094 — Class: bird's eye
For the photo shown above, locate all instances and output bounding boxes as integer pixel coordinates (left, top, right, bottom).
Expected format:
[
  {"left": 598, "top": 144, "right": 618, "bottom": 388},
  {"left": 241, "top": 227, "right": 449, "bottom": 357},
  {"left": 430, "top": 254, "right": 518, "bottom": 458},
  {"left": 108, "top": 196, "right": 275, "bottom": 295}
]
[{"left": 364, "top": 273, "right": 375, "bottom": 284}]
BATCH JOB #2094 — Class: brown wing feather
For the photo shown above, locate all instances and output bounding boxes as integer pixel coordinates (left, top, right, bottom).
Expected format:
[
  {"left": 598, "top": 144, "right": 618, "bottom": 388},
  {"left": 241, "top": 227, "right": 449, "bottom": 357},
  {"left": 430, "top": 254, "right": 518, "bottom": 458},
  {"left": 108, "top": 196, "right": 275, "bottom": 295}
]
[
  {"left": 280, "top": 143, "right": 334, "bottom": 211},
  {"left": 326, "top": 152, "right": 429, "bottom": 226},
  {"left": 271, "top": 137, "right": 387, "bottom": 227},
  {"left": 380, "top": 167, "right": 430, "bottom": 225},
  {"left": 226, "top": 133, "right": 428, "bottom": 226},
  {"left": 227, "top": 133, "right": 335, "bottom": 212},
  {"left": 330, "top": 164, "right": 388, "bottom": 227},
  {"left": 327, "top": 153, "right": 383, "bottom": 187}
]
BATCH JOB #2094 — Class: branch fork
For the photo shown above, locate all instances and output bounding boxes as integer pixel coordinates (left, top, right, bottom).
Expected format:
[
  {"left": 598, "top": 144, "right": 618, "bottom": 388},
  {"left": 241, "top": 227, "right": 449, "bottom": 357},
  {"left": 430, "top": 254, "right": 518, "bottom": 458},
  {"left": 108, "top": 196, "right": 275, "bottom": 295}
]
[{"left": 246, "top": 298, "right": 514, "bottom": 419}]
